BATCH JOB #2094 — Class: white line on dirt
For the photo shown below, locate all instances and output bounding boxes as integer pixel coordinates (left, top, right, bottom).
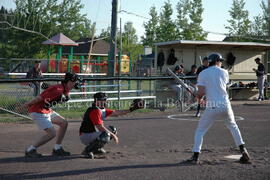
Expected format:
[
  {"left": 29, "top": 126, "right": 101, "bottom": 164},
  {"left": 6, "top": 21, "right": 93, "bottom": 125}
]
[{"left": 167, "top": 114, "right": 244, "bottom": 121}]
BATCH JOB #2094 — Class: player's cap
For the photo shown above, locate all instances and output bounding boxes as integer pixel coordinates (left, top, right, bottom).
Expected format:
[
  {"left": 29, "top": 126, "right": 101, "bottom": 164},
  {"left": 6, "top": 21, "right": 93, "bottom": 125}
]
[
  {"left": 208, "top": 53, "right": 224, "bottom": 63},
  {"left": 202, "top": 56, "right": 208, "bottom": 62},
  {"left": 255, "top": 57, "right": 261, "bottom": 62},
  {"left": 94, "top": 92, "right": 108, "bottom": 101},
  {"left": 174, "top": 65, "right": 183, "bottom": 71}
]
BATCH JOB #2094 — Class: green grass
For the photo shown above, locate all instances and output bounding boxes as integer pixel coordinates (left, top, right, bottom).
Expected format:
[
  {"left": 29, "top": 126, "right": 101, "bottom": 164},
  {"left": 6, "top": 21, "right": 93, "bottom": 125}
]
[
  {"left": 0, "top": 113, "right": 32, "bottom": 123},
  {"left": 55, "top": 105, "right": 155, "bottom": 119}
]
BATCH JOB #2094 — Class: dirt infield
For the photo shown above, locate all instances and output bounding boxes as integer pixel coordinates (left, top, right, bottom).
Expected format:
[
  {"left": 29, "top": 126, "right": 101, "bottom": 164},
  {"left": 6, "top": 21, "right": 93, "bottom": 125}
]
[{"left": 0, "top": 104, "right": 270, "bottom": 180}]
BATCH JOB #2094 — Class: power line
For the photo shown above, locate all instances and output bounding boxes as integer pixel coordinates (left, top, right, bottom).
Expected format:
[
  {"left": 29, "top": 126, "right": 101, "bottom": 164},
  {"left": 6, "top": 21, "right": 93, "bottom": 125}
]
[{"left": 119, "top": 10, "right": 149, "bottom": 20}]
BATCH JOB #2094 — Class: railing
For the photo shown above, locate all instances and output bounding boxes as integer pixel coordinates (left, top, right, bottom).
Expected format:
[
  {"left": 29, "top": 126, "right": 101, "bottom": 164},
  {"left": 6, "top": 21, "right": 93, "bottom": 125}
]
[{"left": 0, "top": 76, "right": 197, "bottom": 119}]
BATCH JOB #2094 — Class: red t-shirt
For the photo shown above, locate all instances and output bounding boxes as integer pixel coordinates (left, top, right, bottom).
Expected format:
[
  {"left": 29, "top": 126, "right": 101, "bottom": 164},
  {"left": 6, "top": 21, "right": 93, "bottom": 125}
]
[
  {"left": 28, "top": 84, "right": 69, "bottom": 114},
  {"left": 89, "top": 108, "right": 114, "bottom": 125}
]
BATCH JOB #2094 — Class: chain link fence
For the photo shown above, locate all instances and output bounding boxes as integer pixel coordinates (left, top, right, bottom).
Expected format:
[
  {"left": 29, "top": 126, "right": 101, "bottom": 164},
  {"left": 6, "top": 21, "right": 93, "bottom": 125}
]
[{"left": 0, "top": 77, "right": 198, "bottom": 120}]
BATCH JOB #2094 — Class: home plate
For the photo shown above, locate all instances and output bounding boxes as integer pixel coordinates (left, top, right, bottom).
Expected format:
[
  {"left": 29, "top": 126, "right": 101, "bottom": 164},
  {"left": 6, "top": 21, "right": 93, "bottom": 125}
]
[{"left": 224, "top": 154, "right": 241, "bottom": 160}]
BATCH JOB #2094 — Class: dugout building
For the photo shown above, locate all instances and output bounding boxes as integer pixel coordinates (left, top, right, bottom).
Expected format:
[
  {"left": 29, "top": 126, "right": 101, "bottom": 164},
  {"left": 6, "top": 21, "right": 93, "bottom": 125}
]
[{"left": 154, "top": 40, "right": 270, "bottom": 100}]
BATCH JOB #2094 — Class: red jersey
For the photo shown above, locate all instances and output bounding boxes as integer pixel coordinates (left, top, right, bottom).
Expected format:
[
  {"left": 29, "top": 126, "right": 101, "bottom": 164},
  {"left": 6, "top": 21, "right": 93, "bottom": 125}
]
[
  {"left": 79, "top": 107, "right": 114, "bottom": 133},
  {"left": 28, "top": 84, "right": 69, "bottom": 114}
]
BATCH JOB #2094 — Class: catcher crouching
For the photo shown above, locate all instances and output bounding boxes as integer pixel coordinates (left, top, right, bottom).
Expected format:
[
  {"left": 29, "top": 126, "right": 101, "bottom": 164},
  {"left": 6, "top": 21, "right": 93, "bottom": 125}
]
[{"left": 79, "top": 92, "right": 144, "bottom": 159}]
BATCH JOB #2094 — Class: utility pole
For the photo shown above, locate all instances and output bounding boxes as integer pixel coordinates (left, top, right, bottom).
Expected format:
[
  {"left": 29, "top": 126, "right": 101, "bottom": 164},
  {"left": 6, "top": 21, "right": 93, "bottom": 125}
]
[{"left": 108, "top": 0, "right": 118, "bottom": 77}]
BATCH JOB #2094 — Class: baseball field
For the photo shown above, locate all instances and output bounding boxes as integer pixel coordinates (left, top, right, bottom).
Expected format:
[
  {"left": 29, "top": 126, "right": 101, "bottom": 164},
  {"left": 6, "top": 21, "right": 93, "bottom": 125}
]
[{"left": 0, "top": 101, "right": 270, "bottom": 180}]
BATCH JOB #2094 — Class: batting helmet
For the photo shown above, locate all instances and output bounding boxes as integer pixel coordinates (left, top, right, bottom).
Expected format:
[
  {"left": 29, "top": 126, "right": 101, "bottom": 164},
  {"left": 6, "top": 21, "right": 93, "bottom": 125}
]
[
  {"left": 63, "top": 72, "right": 82, "bottom": 89},
  {"left": 208, "top": 53, "right": 225, "bottom": 63},
  {"left": 94, "top": 92, "right": 108, "bottom": 101}
]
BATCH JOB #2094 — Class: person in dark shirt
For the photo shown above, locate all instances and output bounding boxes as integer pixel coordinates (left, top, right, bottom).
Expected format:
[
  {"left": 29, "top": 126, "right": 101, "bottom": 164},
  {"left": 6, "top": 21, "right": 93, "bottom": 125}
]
[
  {"left": 26, "top": 61, "right": 42, "bottom": 79},
  {"left": 173, "top": 65, "right": 185, "bottom": 76},
  {"left": 26, "top": 61, "right": 43, "bottom": 96},
  {"left": 196, "top": 57, "right": 209, "bottom": 75},
  {"left": 253, "top": 58, "right": 265, "bottom": 101},
  {"left": 79, "top": 92, "right": 143, "bottom": 159},
  {"left": 195, "top": 57, "right": 209, "bottom": 117},
  {"left": 186, "top": 65, "right": 197, "bottom": 76},
  {"left": 171, "top": 65, "right": 185, "bottom": 102}
]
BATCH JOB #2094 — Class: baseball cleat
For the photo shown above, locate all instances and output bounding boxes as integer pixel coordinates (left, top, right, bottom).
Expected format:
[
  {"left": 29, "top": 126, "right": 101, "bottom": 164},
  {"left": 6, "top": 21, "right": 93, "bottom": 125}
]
[
  {"left": 195, "top": 112, "right": 200, "bottom": 117},
  {"left": 52, "top": 147, "right": 70, "bottom": 156},
  {"left": 185, "top": 155, "right": 200, "bottom": 165},
  {"left": 81, "top": 150, "right": 94, "bottom": 159},
  {"left": 93, "top": 148, "right": 107, "bottom": 154},
  {"left": 239, "top": 149, "right": 251, "bottom": 164},
  {"left": 25, "top": 149, "right": 43, "bottom": 158}
]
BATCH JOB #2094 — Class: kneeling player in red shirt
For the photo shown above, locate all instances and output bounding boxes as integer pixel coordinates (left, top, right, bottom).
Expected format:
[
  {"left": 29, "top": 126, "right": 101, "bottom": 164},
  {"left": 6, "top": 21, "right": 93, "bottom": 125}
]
[{"left": 79, "top": 92, "right": 144, "bottom": 159}]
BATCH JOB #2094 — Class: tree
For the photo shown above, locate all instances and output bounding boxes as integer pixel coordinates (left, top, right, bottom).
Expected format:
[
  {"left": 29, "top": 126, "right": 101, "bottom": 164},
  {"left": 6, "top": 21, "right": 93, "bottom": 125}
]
[
  {"left": 261, "top": 0, "right": 270, "bottom": 37},
  {"left": 121, "top": 21, "right": 142, "bottom": 60},
  {"left": 142, "top": 6, "right": 159, "bottom": 47},
  {"left": 175, "top": 0, "right": 207, "bottom": 40},
  {"left": 122, "top": 21, "right": 138, "bottom": 45},
  {"left": 156, "top": 0, "right": 177, "bottom": 42},
  {"left": 225, "top": 0, "right": 251, "bottom": 41},
  {"left": 0, "top": 0, "right": 94, "bottom": 58},
  {"left": 99, "top": 27, "right": 111, "bottom": 42},
  {"left": 249, "top": 15, "right": 265, "bottom": 37},
  {"left": 176, "top": 0, "right": 190, "bottom": 39},
  {"left": 0, "top": 7, "right": 15, "bottom": 61},
  {"left": 188, "top": 0, "right": 207, "bottom": 40}
]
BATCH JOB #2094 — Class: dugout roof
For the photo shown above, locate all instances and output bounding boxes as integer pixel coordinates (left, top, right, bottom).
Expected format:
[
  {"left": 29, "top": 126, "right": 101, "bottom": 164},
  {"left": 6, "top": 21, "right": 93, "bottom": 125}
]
[{"left": 154, "top": 40, "right": 270, "bottom": 51}]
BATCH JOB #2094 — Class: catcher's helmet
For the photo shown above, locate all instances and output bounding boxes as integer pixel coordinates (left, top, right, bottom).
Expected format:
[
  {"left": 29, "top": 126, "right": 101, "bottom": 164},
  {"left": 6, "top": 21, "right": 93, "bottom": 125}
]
[
  {"left": 208, "top": 53, "right": 224, "bottom": 63},
  {"left": 94, "top": 92, "right": 108, "bottom": 101}
]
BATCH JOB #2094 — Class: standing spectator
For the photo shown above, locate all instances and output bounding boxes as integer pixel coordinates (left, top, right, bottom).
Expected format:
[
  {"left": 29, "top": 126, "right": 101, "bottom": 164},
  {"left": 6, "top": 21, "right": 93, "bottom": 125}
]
[
  {"left": 253, "top": 58, "right": 265, "bottom": 101},
  {"left": 26, "top": 61, "right": 43, "bottom": 96}
]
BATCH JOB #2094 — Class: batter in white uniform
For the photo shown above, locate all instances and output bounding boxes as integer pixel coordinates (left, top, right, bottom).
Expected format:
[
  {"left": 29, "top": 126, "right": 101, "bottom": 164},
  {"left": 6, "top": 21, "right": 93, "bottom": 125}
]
[{"left": 187, "top": 53, "right": 251, "bottom": 164}]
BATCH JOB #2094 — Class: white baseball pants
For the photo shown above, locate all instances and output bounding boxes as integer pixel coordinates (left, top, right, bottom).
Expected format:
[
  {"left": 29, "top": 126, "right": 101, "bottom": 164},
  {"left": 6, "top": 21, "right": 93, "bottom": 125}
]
[{"left": 192, "top": 105, "right": 245, "bottom": 153}]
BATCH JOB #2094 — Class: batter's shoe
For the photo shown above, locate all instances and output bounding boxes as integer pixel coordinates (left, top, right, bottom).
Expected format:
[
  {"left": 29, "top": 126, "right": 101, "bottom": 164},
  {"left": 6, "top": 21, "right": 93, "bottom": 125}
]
[
  {"left": 185, "top": 155, "right": 200, "bottom": 165},
  {"left": 81, "top": 150, "right": 94, "bottom": 159},
  {"left": 195, "top": 112, "right": 200, "bottom": 117},
  {"left": 52, "top": 147, "right": 70, "bottom": 156},
  {"left": 93, "top": 148, "right": 107, "bottom": 154},
  {"left": 239, "top": 149, "right": 251, "bottom": 164},
  {"left": 25, "top": 149, "right": 43, "bottom": 158}
]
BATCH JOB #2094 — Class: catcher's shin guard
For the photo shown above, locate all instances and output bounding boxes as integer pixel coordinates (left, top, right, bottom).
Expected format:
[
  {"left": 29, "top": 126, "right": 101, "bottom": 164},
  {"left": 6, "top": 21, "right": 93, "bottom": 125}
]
[
  {"left": 84, "top": 131, "right": 111, "bottom": 154},
  {"left": 108, "top": 126, "right": 117, "bottom": 140},
  {"left": 108, "top": 126, "right": 117, "bottom": 135}
]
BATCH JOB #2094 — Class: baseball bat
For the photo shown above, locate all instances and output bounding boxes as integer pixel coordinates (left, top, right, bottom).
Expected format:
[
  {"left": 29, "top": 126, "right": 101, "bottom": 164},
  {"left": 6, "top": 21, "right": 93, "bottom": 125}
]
[
  {"left": 0, "top": 107, "right": 32, "bottom": 120},
  {"left": 166, "top": 67, "right": 196, "bottom": 97}
]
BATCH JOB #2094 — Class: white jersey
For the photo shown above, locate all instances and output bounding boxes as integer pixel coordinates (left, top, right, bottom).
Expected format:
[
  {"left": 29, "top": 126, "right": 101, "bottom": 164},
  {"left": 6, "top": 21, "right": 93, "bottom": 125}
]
[{"left": 197, "top": 66, "right": 230, "bottom": 107}]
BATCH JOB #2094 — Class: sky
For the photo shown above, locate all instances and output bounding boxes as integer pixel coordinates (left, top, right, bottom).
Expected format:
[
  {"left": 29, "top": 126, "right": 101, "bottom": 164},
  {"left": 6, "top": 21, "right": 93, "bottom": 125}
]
[{"left": 1, "top": 0, "right": 266, "bottom": 41}]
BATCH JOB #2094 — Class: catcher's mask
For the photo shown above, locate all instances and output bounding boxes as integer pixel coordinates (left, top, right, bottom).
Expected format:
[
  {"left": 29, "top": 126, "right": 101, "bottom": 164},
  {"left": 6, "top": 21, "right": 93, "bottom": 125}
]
[
  {"left": 63, "top": 72, "right": 82, "bottom": 89},
  {"left": 94, "top": 92, "right": 108, "bottom": 101}
]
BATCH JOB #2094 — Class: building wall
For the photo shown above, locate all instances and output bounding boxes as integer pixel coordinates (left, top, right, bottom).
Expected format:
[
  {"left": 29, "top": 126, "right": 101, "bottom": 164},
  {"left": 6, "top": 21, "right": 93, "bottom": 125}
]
[{"left": 155, "top": 45, "right": 266, "bottom": 81}]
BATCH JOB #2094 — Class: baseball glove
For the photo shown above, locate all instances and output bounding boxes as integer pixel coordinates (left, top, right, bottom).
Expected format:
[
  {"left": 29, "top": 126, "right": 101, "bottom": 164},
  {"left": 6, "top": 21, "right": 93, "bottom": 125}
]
[
  {"left": 41, "top": 82, "right": 49, "bottom": 89},
  {"left": 129, "top": 99, "right": 145, "bottom": 112}
]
